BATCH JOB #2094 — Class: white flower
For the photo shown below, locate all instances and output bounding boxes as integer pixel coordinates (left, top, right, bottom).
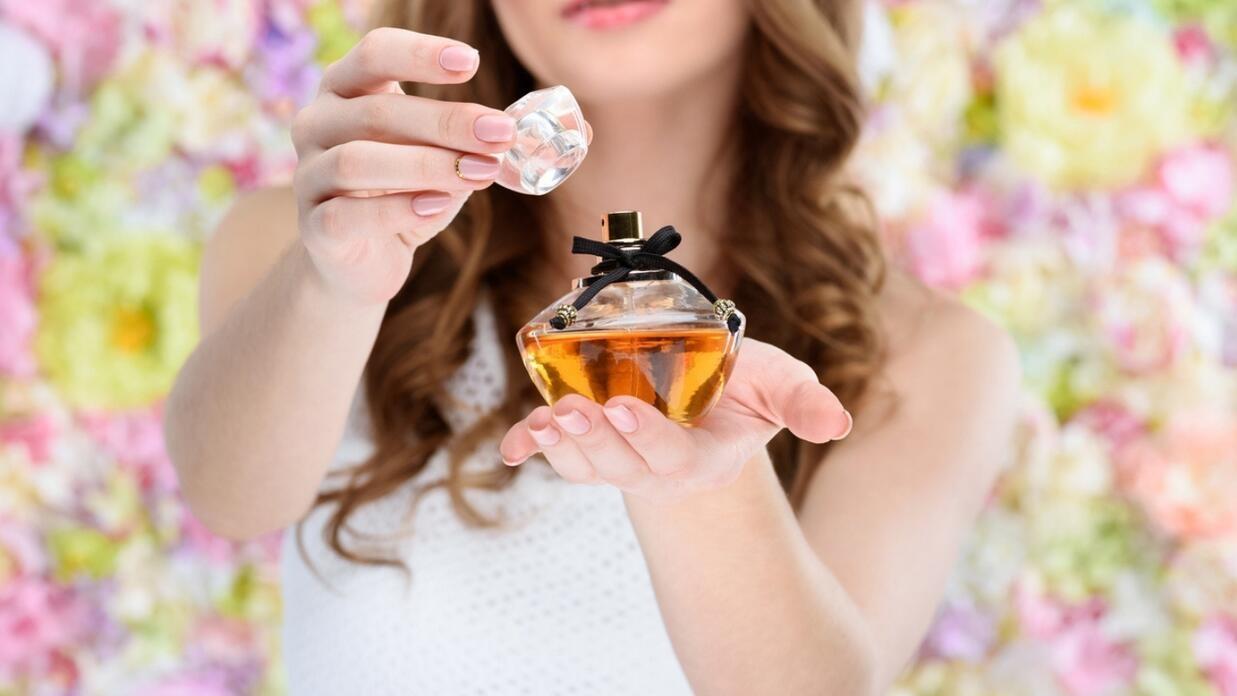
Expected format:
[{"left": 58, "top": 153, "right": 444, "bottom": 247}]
[{"left": 0, "top": 22, "right": 54, "bottom": 133}]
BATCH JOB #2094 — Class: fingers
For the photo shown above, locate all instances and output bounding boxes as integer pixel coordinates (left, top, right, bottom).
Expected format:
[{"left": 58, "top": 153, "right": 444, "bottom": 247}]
[
  {"left": 296, "top": 140, "right": 500, "bottom": 203},
  {"left": 736, "top": 340, "right": 851, "bottom": 443},
  {"left": 303, "top": 190, "right": 464, "bottom": 256},
  {"left": 549, "top": 395, "right": 651, "bottom": 487},
  {"left": 322, "top": 28, "right": 479, "bottom": 97},
  {"left": 599, "top": 396, "right": 695, "bottom": 476},
  {"left": 297, "top": 94, "right": 517, "bottom": 154},
  {"left": 501, "top": 407, "right": 600, "bottom": 485}
]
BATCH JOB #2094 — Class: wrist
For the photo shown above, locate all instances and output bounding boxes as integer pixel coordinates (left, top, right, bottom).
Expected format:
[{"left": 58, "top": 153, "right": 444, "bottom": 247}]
[
  {"left": 290, "top": 242, "right": 392, "bottom": 321},
  {"left": 292, "top": 241, "right": 392, "bottom": 315}
]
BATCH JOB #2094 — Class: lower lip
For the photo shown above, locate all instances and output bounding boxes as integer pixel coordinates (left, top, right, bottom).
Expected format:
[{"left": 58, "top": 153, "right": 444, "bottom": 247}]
[{"left": 564, "top": 0, "right": 668, "bottom": 30}]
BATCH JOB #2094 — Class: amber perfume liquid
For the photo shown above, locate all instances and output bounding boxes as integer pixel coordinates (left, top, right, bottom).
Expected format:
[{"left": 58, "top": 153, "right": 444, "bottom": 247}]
[{"left": 519, "top": 327, "right": 734, "bottom": 425}]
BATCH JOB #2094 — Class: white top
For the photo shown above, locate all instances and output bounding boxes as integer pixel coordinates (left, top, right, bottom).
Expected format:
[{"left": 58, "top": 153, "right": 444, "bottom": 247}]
[{"left": 279, "top": 291, "right": 693, "bottom": 695}]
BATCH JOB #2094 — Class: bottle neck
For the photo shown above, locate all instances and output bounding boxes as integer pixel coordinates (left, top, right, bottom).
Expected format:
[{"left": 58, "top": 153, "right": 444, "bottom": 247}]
[{"left": 573, "top": 269, "right": 678, "bottom": 289}]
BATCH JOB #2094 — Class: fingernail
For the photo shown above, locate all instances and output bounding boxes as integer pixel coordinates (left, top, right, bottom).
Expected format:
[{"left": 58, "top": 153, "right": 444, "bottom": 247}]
[
  {"left": 411, "top": 192, "right": 451, "bottom": 216},
  {"left": 474, "top": 114, "right": 516, "bottom": 143},
  {"left": 554, "top": 409, "right": 590, "bottom": 435},
  {"left": 603, "top": 404, "right": 637, "bottom": 433},
  {"left": 529, "top": 424, "right": 560, "bottom": 447},
  {"left": 833, "top": 410, "right": 853, "bottom": 441},
  {"left": 584, "top": 120, "right": 593, "bottom": 143},
  {"left": 456, "top": 154, "right": 500, "bottom": 180},
  {"left": 439, "top": 45, "right": 479, "bottom": 72},
  {"left": 502, "top": 454, "right": 526, "bottom": 467}
]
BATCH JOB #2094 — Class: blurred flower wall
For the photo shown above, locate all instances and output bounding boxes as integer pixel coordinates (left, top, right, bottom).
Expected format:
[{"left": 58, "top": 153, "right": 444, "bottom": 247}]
[{"left": 0, "top": 0, "right": 1233, "bottom": 694}]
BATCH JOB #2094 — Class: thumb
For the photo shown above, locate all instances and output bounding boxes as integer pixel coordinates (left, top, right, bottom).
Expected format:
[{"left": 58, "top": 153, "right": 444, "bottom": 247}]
[
  {"left": 779, "top": 379, "right": 852, "bottom": 443},
  {"left": 741, "top": 341, "right": 852, "bottom": 443}
]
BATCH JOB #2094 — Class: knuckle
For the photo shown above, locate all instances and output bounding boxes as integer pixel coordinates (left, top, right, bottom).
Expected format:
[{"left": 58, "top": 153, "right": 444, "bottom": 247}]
[
  {"left": 410, "top": 38, "right": 434, "bottom": 67},
  {"left": 290, "top": 107, "right": 314, "bottom": 146},
  {"left": 291, "top": 165, "right": 309, "bottom": 198},
  {"left": 314, "top": 200, "right": 345, "bottom": 241},
  {"left": 437, "top": 104, "right": 467, "bottom": 143},
  {"left": 329, "top": 143, "right": 363, "bottom": 184},
  {"left": 414, "top": 148, "right": 440, "bottom": 186},
  {"left": 353, "top": 30, "right": 387, "bottom": 71},
  {"left": 320, "top": 58, "right": 345, "bottom": 89},
  {"left": 356, "top": 97, "right": 392, "bottom": 139}
]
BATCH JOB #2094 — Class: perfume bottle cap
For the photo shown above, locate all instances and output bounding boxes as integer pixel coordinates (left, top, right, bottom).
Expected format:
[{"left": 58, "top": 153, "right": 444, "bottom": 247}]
[{"left": 602, "top": 211, "right": 643, "bottom": 243}]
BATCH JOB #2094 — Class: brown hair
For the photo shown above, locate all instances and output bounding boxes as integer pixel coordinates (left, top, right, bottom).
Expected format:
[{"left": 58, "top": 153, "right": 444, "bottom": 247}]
[{"left": 297, "top": 0, "right": 887, "bottom": 581}]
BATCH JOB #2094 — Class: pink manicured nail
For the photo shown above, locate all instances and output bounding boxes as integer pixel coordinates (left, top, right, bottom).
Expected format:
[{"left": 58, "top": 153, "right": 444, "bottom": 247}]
[
  {"left": 474, "top": 114, "right": 516, "bottom": 143},
  {"left": 529, "top": 424, "right": 561, "bottom": 447},
  {"left": 411, "top": 192, "right": 451, "bottom": 216},
  {"left": 834, "top": 410, "right": 853, "bottom": 440},
  {"left": 603, "top": 404, "right": 637, "bottom": 433},
  {"left": 456, "top": 154, "right": 501, "bottom": 180},
  {"left": 554, "top": 409, "right": 590, "bottom": 435},
  {"left": 439, "top": 45, "right": 479, "bottom": 72}
]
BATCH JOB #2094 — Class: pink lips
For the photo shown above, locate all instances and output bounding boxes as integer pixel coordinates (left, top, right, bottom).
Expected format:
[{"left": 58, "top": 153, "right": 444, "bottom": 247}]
[{"left": 562, "top": 0, "right": 669, "bottom": 30}]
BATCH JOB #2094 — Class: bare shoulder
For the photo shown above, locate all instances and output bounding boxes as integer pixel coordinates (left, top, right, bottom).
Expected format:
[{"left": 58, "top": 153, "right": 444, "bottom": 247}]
[
  {"left": 199, "top": 185, "right": 299, "bottom": 335},
  {"left": 879, "top": 270, "right": 1020, "bottom": 390},
  {"left": 861, "top": 269, "right": 1022, "bottom": 448}
]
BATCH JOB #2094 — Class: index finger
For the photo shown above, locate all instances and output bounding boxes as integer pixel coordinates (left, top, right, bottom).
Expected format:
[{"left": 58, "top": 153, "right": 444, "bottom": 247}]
[{"left": 322, "top": 27, "right": 480, "bottom": 98}]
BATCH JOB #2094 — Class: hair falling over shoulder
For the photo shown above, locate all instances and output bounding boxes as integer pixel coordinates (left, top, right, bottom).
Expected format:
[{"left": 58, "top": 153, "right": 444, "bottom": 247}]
[{"left": 297, "top": 0, "right": 887, "bottom": 582}]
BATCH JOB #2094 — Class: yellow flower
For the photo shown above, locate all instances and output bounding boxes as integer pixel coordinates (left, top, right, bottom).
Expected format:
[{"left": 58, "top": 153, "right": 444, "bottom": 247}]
[
  {"left": 48, "top": 527, "right": 118, "bottom": 581},
  {"left": 995, "top": 5, "right": 1195, "bottom": 189},
  {"left": 35, "top": 237, "right": 199, "bottom": 409}
]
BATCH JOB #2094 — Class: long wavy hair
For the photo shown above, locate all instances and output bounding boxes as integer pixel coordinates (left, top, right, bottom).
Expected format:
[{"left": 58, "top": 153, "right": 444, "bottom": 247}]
[{"left": 297, "top": 0, "right": 888, "bottom": 582}]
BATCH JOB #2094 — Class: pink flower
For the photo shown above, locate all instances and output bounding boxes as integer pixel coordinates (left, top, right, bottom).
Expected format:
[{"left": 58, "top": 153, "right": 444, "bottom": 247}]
[
  {"left": 0, "top": 231, "right": 38, "bottom": 377},
  {"left": 1118, "top": 145, "right": 1235, "bottom": 262},
  {"left": 1159, "top": 145, "right": 1235, "bottom": 220},
  {"left": 1071, "top": 402, "right": 1147, "bottom": 456},
  {"left": 1195, "top": 615, "right": 1237, "bottom": 696},
  {"left": 1050, "top": 620, "right": 1137, "bottom": 695},
  {"left": 1013, "top": 584, "right": 1135, "bottom": 694},
  {"left": 905, "top": 190, "right": 988, "bottom": 289},
  {"left": 0, "top": 0, "right": 121, "bottom": 91},
  {"left": 0, "top": 576, "right": 93, "bottom": 685},
  {"left": 0, "top": 413, "right": 55, "bottom": 464},
  {"left": 79, "top": 408, "right": 179, "bottom": 495},
  {"left": 134, "top": 670, "right": 235, "bottom": 696},
  {"left": 1120, "top": 412, "right": 1237, "bottom": 541},
  {"left": 1091, "top": 259, "right": 1193, "bottom": 374},
  {"left": 1015, "top": 583, "right": 1097, "bottom": 639},
  {"left": 181, "top": 514, "right": 241, "bottom": 566},
  {"left": 1174, "top": 24, "right": 1216, "bottom": 68}
]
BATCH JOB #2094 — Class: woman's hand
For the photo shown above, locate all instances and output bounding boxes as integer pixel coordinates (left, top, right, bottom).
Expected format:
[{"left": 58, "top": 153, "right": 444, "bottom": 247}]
[
  {"left": 291, "top": 28, "right": 512, "bottom": 305},
  {"left": 499, "top": 338, "right": 854, "bottom": 502}
]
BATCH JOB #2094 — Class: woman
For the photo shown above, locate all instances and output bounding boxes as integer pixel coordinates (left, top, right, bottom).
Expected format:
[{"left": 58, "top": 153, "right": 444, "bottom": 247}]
[{"left": 165, "top": 0, "right": 1021, "bottom": 693}]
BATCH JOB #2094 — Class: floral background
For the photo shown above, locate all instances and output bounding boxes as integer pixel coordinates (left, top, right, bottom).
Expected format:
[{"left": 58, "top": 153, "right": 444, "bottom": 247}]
[{"left": 0, "top": 0, "right": 1233, "bottom": 693}]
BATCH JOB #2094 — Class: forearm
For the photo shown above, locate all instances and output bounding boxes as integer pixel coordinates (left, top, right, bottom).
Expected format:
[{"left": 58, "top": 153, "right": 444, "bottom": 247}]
[
  {"left": 165, "top": 241, "right": 386, "bottom": 540},
  {"left": 623, "top": 450, "right": 878, "bottom": 696}
]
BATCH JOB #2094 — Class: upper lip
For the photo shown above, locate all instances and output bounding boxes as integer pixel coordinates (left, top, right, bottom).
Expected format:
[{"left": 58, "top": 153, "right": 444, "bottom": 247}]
[{"left": 561, "top": 0, "right": 664, "bottom": 18}]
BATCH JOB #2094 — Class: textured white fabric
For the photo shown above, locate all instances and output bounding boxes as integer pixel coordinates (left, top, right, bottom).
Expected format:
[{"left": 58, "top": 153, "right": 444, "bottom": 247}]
[{"left": 279, "top": 292, "right": 693, "bottom": 695}]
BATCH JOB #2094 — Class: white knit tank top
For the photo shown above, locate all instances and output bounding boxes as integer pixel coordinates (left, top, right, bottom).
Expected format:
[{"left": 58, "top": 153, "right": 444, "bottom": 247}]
[{"left": 278, "top": 291, "right": 693, "bottom": 695}]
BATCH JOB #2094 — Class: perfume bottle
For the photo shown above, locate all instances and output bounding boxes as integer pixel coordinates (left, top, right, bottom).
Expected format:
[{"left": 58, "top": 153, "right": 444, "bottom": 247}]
[
  {"left": 516, "top": 211, "right": 744, "bottom": 426},
  {"left": 496, "top": 85, "right": 588, "bottom": 195}
]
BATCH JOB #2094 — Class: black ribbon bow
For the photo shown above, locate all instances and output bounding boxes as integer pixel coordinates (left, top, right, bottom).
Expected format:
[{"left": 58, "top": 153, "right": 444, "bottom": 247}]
[{"left": 548, "top": 225, "right": 742, "bottom": 334}]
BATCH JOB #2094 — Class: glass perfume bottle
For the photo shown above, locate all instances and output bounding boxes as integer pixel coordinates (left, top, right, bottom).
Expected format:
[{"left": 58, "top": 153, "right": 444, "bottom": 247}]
[
  {"left": 516, "top": 211, "right": 745, "bottom": 426},
  {"left": 496, "top": 85, "right": 588, "bottom": 195}
]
